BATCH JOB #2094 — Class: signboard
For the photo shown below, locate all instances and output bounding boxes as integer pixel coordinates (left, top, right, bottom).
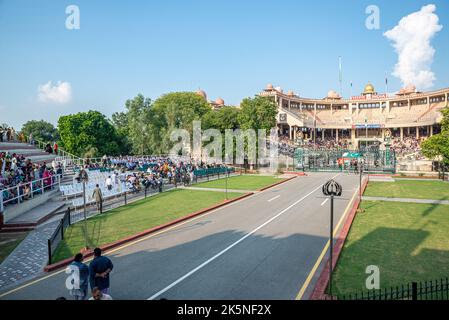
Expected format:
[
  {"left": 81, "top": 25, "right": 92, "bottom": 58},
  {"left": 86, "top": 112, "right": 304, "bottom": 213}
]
[
  {"left": 351, "top": 94, "right": 387, "bottom": 101},
  {"left": 279, "top": 113, "right": 287, "bottom": 122},
  {"left": 352, "top": 124, "right": 385, "bottom": 129},
  {"left": 352, "top": 124, "right": 382, "bottom": 129}
]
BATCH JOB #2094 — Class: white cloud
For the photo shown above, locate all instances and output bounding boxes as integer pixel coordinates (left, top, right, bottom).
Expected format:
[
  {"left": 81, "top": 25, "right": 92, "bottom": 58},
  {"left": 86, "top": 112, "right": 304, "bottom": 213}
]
[
  {"left": 384, "top": 4, "right": 442, "bottom": 90},
  {"left": 37, "top": 81, "right": 72, "bottom": 104}
]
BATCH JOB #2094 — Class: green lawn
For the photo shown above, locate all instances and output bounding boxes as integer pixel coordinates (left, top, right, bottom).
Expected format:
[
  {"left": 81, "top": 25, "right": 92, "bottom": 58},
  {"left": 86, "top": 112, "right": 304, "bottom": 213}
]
[
  {"left": 331, "top": 200, "right": 449, "bottom": 298},
  {"left": 0, "top": 232, "right": 28, "bottom": 263},
  {"left": 364, "top": 180, "right": 449, "bottom": 200},
  {"left": 194, "top": 174, "right": 285, "bottom": 191},
  {"left": 53, "top": 189, "right": 243, "bottom": 262}
]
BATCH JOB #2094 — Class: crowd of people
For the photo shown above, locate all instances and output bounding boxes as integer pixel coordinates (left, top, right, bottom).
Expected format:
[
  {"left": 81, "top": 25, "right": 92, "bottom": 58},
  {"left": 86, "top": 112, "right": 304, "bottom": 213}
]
[
  {"left": 0, "top": 126, "right": 17, "bottom": 142},
  {"left": 389, "top": 137, "right": 423, "bottom": 159},
  {"left": 73, "top": 156, "right": 228, "bottom": 211},
  {"left": 297, "top": 137, "right": 351, "bottom": 150},
  {"left": 0, "top": 152, "right": 64, "bottom": 207}
]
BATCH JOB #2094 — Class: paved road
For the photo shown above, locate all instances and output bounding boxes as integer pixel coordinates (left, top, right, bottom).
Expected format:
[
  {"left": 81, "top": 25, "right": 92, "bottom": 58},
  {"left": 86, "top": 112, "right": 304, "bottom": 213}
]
[{"left": 0, "top": 172, "right": 360, "bottom": 300}]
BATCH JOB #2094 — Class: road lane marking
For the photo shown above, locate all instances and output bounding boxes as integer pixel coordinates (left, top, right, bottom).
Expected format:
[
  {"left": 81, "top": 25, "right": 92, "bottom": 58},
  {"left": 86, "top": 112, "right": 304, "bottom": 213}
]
[
  {"left": 0, "top": 176, "right": 303, "bottom": 298},
  {"left": 295, "top": 181, "right": 359, "bottom": 300},
  {"left": 320, "top": 198, "right": 328, "bottom": 206},
  {"left": 147, "top": 173, "right": 340, "bottom": 300},
  {"left": 267, "top": 195, "right": 280, "bottom": 202}
]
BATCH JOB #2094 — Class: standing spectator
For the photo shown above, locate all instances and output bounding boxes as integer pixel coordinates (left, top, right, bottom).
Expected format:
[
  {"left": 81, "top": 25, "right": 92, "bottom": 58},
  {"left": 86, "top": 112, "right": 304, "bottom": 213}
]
[
  {"left": 53, "top": 141, "right": 58, "bottom": 155},
  {"left": 89, "top": 248, "right": 113, "bottom": 294},
  {"left": 106, "top": 176, "right": 113, "bottom": 191},
  {"left": 92, "top": 184, "right": 103, "bottom": 213},
  {"left": 89, "top": 287, "right": 113, "bottom": 300},
  {"left": 68, "top": 253, "right": 89, "bottom": 300}
]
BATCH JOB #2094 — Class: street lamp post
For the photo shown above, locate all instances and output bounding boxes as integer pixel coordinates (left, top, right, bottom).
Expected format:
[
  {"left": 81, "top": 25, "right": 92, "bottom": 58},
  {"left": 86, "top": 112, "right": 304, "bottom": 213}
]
[
  {"left": 365, "top": 117, "right": 368, "bottom": 150},
  {"left": 79, "top": 169, "right": 89, "bottom": 250},
  {"left": 225, "top": 166, "right": 228, "bottom": 200},
  {"left": 322, "top": 179, "right": 343, "bottom": 299}
]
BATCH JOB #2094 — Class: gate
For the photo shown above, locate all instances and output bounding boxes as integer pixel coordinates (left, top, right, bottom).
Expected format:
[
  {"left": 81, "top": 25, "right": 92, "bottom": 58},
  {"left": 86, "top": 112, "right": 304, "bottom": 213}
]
[{"left": 294, "top": 147, "right": 396, "bottom": 173}]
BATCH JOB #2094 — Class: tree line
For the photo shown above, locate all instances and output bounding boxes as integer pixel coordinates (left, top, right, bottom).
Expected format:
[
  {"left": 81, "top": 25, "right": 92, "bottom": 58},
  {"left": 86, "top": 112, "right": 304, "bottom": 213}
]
[{"left": 19, "top": 92, "right": 278, "bottom": 159}]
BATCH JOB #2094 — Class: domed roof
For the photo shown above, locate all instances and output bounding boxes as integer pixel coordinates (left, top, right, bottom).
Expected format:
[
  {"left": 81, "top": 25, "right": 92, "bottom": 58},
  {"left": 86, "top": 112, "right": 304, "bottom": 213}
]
[
  {"left": 363, "top": 83, "right": 375, "bottom": 94},
  {"left": 215, "top": 97, "right": 224, "bottom": 105},
  {"left": 275, "top": 86, "right": 283, "bottom": 93},
  {"left": 405, "top": 84, "right": 416, "bottom": 92},
  {"left": 287, "top": 90, "right": 295, "bottom": 96},
  {"left": 266, "top": 83, "right": 274, "bottom": 90},
  {"left": 327, "top": 90, "right": 341, "bottom": 99},
  {"left": 196, "top": 89, "right": 207, "bottom": 100}
]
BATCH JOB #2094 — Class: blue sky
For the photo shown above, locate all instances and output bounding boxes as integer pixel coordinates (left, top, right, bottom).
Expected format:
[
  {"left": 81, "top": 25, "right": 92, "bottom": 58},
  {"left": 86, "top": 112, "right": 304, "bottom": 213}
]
[{"left": 1, "top": 0, "right": 448, "bottom": 129}]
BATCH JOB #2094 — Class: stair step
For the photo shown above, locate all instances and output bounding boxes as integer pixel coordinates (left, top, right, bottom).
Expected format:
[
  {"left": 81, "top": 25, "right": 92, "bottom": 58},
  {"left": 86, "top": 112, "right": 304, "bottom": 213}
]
[{"left": 0, "top": 226, "right": 36, "bottom": 233}]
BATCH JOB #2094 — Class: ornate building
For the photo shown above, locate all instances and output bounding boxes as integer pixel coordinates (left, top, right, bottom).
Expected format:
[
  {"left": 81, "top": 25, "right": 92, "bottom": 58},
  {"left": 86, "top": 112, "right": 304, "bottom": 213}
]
[{"left": 260, "top": 83, "right": 448, "bottom": 148}]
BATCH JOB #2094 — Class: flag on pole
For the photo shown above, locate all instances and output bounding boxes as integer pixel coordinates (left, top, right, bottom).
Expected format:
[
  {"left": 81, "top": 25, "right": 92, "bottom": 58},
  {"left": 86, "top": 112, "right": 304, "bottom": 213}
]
[
  {"left": 339, "top": 56, "right": 342, "bottom": 82},
  {"left": 339, "top": 56, "right": 342, "bottom": 96}
]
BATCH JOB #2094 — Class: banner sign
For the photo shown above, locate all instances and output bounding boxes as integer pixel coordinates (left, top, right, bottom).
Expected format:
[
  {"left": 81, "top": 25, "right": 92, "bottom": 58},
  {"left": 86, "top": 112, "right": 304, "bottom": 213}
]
[{"left": 352, "top": 124, "right": 385, "bottom": 129}]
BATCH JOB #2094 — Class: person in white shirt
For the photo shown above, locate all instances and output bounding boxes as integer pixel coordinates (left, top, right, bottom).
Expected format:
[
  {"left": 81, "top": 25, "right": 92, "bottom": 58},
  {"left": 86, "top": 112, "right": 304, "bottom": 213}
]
[
  {"left": 89, "top": 287, "right": 113, "bottom": 300},
  {"left": 106, "top": 176, "right": 113, "bottom": 191}
]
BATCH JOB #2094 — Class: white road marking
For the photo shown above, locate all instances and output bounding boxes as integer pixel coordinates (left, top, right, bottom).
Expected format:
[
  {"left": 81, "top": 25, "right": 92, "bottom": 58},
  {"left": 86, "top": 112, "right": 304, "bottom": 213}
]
[
  {"left": 320, "top": 198, "right": 328, "bottom": 206},
  {"left": 267, "top": 195, "right": 280, "bottom": 202},
  {"left": 147, "top": 173, "right": 340, "bottom": 300}
]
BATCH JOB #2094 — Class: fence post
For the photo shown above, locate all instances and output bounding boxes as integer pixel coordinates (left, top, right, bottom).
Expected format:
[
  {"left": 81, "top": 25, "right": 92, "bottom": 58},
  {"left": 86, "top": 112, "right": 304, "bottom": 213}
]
[
  {"left": 60, "top": 218, "right": 64, "bottom": 239},
  {"left": 124, "top": 191, "right": 127, "bottom": 205},
  {"left": 68, "top": 207, "right": 71, "bottom": 225},
  {"left": 47, "top": 239, "right": 52, "bottom": 265},
  {"left": 0, "top": 191, "right": 4, "bottom": 216},
  {"left": 412, "top": 282, "right": 418, "bottom": 300}
]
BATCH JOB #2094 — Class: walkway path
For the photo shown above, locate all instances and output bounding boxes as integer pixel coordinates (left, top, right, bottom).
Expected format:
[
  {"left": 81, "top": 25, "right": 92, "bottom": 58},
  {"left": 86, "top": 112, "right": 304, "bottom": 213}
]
[
  {"left": 0, "top": 220, "right": 59, "bottom": 291},
  {"left": 362, "top": 196, "right": 449, "bottom": 205}
]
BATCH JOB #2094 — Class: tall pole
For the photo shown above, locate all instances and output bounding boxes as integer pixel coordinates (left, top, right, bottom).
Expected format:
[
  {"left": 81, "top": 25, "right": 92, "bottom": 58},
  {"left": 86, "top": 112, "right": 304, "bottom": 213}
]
[
  {"left": 82, "top": 179, "right": 88, "bottom": 249},
  {"left": 339, "top": 56, "right": 343, "bottom": 98},
  {"left": 329, "top": 195, "right": 334, "bottom": 299},
  {"left": 225, "top": 166, "right": 228, "bottom": 200},
  {"left": 359, "top": 162, "right": 363, "bottom": 201}
]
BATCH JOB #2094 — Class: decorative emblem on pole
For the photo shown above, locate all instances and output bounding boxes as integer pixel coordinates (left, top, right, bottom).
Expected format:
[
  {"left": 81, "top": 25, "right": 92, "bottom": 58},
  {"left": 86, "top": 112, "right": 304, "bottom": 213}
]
[{"left": 322, "top": 179, "right": 343, "bottom": 197}]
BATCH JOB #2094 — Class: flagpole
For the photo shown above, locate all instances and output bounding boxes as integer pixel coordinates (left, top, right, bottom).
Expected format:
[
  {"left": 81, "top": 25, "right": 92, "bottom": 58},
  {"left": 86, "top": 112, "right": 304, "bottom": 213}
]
[{"left": 339, "top": 56, "right": 342, "bottom": 97}]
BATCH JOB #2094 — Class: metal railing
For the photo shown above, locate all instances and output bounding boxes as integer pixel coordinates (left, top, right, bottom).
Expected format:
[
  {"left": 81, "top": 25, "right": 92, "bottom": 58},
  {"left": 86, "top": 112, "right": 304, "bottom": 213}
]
[
  {"left": 47, "top": 207, "right": 72, "bottom": 265},
  {"left": 0, "top": 174, "right": 62, "bottom": 215},
  {"left": 340, "top": 278, "right": 449, "bottom": 300}
]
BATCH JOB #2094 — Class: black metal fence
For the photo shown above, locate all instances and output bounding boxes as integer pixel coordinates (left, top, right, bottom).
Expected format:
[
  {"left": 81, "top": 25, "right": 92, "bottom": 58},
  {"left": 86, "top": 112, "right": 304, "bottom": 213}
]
[
  {"left": 340, "top": 278, "right": 449, "bottom": 300},
  {"left": 47, "top": 207, "right": 72, "bottom": 265}
]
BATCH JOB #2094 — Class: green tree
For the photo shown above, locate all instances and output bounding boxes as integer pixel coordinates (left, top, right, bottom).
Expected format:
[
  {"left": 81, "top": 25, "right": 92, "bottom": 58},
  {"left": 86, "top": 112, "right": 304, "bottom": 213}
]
[
  {"left": 58, "top": 110, "right": 123, "bottom": 157},
  {"left": 21, "top": 120, "right": 59, "bottom": 143},
  {"left": 202, "top": 106, "right": 240, "bottom": 132},
  {"left": 151, "top": 92, "right": 211, "bottom": 154},
  {"left": 238, "top": 96, "right": 277, "bottom": 132},
  {"left": 421, "top": 107, "right": 449, "bottom": 165},
  {"left": 111, "top": 110, "right": 132, "bottom": 155},
  {"left": 123, "top": 94, "right": 153, "bottom": 155}
]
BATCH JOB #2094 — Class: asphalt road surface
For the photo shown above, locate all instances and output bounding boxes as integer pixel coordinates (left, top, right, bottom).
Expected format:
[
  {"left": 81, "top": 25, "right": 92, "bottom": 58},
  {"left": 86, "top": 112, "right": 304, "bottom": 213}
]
[{"left": 0, "top": 172, "right": 360, "bottom": 300}]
